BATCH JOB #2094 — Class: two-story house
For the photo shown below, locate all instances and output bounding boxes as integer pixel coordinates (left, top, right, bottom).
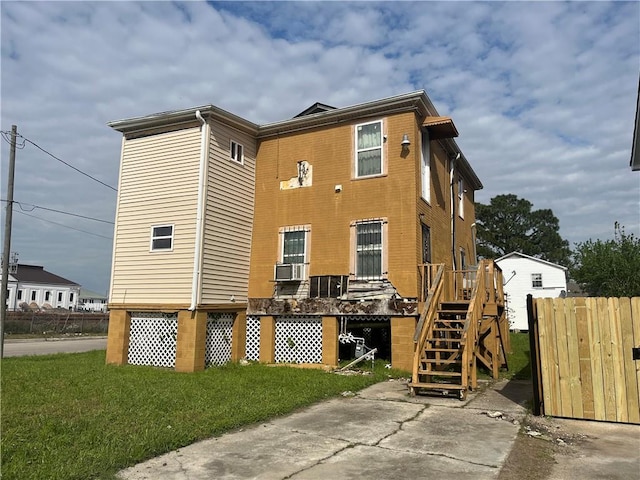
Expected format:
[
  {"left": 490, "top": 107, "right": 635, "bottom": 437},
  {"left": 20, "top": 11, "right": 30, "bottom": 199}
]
[{"left": 105, "top": 90, "right": 483, "bottom": 373}]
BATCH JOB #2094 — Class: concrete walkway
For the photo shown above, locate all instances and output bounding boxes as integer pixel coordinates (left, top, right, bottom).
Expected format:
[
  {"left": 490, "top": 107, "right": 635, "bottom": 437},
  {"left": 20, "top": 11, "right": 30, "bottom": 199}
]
[{"left": 118, "top": 378, "right": 530, "bottom": 480}]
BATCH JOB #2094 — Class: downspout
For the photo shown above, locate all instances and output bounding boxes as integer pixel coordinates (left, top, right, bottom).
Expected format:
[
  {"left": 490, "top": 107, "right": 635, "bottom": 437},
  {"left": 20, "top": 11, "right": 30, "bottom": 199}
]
[
  {"left": 450, "top": 152, "right": 460, "bottom": 270},
  {"left": 190, "top": 110, "right": 208, "bottom": 311}
]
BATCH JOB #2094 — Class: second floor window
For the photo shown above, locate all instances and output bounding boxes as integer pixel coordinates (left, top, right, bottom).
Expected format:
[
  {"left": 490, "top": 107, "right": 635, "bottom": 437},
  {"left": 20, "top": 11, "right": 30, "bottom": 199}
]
[
  {"left": 17, "top": 290, "right": 22, "bottom": 300},
  {"left": 355, "top": 120, "right": 383, "bottom": 177},
  {"left": 58, "top": 292, "right": 63, "bottom": 302},
  {"left": 230, "top": 140, "right": 244, "bottom": 164},
  {"left": 282, "top": 230, "right": 306, "bottom": 265},
  {"left": 150, "top": 225, "right": 174, "bottom": 251},
  {"left": 31, "top": 291, "right": 37, "bottom": 301},
  {"left": 45, "top": 291, "right": 50, "bottom": 302}
]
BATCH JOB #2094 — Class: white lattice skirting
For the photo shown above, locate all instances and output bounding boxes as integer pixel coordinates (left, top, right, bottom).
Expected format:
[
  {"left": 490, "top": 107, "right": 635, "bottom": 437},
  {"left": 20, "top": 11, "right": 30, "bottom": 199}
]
[
  {"left": 205, "top": 313, "right": 234, "bottom": 366},
  {"left": 275, "top": 316, "right": 322, "bottom": 364},
  {"left": 245, "top": 316, "right": 261, "bottom": 361},
  {"left": 128, "top": 313, "right": 178, "bottom": 368}
]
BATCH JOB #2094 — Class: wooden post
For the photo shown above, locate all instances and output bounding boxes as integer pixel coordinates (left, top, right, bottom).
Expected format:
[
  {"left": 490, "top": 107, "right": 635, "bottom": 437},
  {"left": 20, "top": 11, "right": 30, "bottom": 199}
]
[{"left": 527, "top": 294, "right": 543, "bottom": 416}]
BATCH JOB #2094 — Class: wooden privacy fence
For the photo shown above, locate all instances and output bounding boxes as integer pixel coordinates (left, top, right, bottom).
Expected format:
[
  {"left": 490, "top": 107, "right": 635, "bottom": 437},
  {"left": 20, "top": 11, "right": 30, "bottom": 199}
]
[{"left": 528, "top": 296, "right": 640, "bottom": 424}]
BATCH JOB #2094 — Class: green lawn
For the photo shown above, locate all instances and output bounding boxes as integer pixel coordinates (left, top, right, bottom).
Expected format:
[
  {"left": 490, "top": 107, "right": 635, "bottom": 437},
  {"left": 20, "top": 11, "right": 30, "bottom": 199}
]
[
  {"left": 504, "top": 332, "right": 532, "bottom": 380},
  {"left": 1, "top": 351, "right": 406, "bottom": 480}
]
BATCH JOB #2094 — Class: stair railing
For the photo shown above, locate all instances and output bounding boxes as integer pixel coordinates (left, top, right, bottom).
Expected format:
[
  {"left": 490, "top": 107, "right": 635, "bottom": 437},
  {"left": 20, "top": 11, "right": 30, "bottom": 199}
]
[
  {"left": 412, "top": 264, "right": 445, "bottom": 386},
  {"left": 459, "top": 259, "right": 491, "bottom": 392}
]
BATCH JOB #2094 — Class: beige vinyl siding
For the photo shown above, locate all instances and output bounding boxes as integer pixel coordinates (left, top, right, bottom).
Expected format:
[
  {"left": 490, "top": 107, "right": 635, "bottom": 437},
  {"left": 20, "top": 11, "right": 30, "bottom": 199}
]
[
  {"left": 110, "top": 127, "right": 201, "bottom": 304},
  {"left": 200, "top": 122, "right": 256, "bottom": 304}
]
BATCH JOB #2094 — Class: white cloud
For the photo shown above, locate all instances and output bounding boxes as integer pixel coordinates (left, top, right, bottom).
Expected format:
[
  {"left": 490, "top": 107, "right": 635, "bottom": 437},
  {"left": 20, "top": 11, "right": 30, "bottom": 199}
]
[{"left": 1, "top": 1, "right": 638, "bottom": 293}]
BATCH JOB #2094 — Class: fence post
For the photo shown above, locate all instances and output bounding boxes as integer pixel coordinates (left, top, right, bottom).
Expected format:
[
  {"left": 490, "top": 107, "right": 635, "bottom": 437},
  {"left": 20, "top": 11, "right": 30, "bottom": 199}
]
[{"left": 527, "top": 294, "right": 543, "bottom": 416}]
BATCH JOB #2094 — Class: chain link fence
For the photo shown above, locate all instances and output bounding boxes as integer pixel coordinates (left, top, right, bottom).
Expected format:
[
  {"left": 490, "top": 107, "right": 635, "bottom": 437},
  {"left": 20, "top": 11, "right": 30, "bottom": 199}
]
[{"left": 4, "top": 312, "right": 109, "bottom": 335}]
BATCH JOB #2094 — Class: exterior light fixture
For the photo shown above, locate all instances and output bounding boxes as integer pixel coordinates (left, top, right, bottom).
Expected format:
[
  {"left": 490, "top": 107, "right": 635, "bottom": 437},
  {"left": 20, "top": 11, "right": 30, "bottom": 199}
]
[{"left": 401, "top": 134, "right": 411, "bottom": 147}]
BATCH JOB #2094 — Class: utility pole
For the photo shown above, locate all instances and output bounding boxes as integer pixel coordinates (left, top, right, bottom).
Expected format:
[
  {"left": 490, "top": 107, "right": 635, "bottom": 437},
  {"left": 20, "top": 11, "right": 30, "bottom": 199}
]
[{"left": 1, "top": 125, "right": 17, "bottom": 359}]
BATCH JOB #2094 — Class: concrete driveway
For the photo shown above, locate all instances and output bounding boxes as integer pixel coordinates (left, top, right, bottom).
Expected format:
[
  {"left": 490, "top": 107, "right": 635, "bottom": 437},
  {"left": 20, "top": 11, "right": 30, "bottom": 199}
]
[
  {"left": 118, "top": 379, "right": 531, "bottom": 480},
  {"left": 3, "top": 336, "right": 107, "bottom": 357}
]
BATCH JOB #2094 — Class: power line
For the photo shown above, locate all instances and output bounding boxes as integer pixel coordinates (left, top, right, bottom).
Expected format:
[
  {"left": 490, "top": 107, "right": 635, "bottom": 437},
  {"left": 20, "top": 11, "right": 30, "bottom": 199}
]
[
  {"left": 0, "top": 130, "right": 118, "bottom": 192},
  {"left": 0, "top": 200, "right": 114, "bottom": 225},
  {"left": 14, "top": 210, "right": 113, "bottom": 240}
]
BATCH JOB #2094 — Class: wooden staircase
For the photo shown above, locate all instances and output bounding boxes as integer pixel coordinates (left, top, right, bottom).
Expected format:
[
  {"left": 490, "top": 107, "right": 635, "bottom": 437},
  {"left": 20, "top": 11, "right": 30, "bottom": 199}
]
[{"left": 409, "top": 260, "right": 509, "bottom": 399}]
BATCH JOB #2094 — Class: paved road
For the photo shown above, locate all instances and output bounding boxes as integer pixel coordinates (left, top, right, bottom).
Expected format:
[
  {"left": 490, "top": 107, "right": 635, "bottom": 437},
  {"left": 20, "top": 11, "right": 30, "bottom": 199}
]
[{"left": 3, "top": 337, "right": 107, "bottom": 357}]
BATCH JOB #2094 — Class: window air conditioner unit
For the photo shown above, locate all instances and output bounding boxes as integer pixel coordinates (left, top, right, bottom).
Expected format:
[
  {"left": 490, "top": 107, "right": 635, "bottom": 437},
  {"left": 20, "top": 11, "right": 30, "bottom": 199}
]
[{"left": 274, "top": 263, "right": 305, "bottom": 281}]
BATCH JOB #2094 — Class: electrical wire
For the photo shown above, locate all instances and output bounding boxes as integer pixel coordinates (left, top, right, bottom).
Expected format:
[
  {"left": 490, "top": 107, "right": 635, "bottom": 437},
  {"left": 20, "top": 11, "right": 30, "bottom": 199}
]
[
  {"left": 1, "top": 199, "right": 114, "bottom": 225},
  {"left": 14, "top": 210, "right": 113, "bottom": 240},
  {"left": 0, "top": 130, "right": 117, "bottom": 191}
]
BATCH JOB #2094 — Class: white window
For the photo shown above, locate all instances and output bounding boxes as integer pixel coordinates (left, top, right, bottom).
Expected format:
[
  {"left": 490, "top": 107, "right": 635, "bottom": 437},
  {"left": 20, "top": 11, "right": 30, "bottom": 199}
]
[
  {"left": 230, "top": 140, "right": 244, "bottom": 164},
  {"left": 421, "top": 130, "right": 430, "bottom": 202},
  {"left": 355, "top": 120, "right": 383, "bottom": 178},
  {"left": 31, "top": 291, "right": 37, "bottom": 301},
  {"left": 17, "top": 290, "right": 22, "bottom": 300},
  {"left": 458, "top": 177, "right": 464, "bottom": 219},
  {"left": 58, "top": 292, "right": 63, "bottom": 302},
  {"left": 69, "top": 293, "right": 74, "bottom": 302},
  {"left": 532, "top": 273, "right": 543, "bottom": 288},
  {"left": 45, "top": 291, "right": 50, "bottom": 302},
  {"left": 354, "top": 220, "right": 385, "bottom": 280},
  {"left": 150, "top": 225, "right": 174, "bottom": 251}
]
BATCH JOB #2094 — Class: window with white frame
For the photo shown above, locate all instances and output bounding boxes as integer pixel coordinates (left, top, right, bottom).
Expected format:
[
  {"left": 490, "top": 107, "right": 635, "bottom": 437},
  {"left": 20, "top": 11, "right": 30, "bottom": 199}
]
[
  {"left": 230, "top": 140, "right": 244, "bottom": 165},
  {"left": 531, "top": 273, "right": 543, "bottom": 288},
  {"left": 458, "top": 177, "right": 464, "bottom": 218},
  {"left": 354, "top": 220, "right": 384, "bottom": 280},
  {"left": 45, "top": 291, "right": 50, "bottom": 302},
  {"left": 58, "top": 292, "right": 63, "bottom": 302},
  {"left": 17, "top": 290, "right": 22, "bottom": 300},
  {"left": 355, "top": 120, "right": 383, "bottom": 177},
  {"left": 31, "top": 291, "right": 36, "bottom": 301},
  {"left": 150, "top": 225, "right": 174, "bottom": 251},
  {"left": 69, "top": 292, "right": 74, "bottom": 302},
  {"left": 421, "top": 130, "right": 430, "bottom": 202}
]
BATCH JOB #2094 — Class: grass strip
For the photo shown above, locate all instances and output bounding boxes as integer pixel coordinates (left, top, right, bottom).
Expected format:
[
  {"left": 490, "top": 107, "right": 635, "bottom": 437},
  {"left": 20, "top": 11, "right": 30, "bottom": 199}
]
[{"left": 1, "top": 351, "right": 404, "bottom": 480}]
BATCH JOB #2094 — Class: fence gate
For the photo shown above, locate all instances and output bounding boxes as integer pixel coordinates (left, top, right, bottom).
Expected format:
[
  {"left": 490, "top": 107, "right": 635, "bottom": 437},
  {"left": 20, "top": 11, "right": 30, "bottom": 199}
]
[{"left": 528, "top": 296, "right": 640, "bottom": 424}]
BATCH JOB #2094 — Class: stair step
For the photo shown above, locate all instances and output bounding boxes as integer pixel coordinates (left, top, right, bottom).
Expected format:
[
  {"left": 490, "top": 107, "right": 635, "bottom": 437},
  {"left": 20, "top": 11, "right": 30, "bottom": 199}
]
[
  {"left": 427, "top": 337, "right": 461, "bottom": 343},
  {"left": 439, "top": 301, "right": 469, "bottom": 309},
  {"left": 425, "top": 347, "right": 461, "bottom": 352},
  {"left": 409, "top": 382, "right": 465, "bottom": 390},
  {"left": 420, "top": 358, "right": 461, "bottom": 365},
  {"left": 418, "top": 370, "right": 462, "bottom": 377}
]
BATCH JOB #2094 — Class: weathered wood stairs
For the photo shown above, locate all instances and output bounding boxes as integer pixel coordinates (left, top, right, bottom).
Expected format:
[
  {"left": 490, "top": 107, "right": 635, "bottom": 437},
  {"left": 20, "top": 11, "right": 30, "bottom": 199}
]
[{"left": 409, "top": 260, "right": 510, "bottom": 399}]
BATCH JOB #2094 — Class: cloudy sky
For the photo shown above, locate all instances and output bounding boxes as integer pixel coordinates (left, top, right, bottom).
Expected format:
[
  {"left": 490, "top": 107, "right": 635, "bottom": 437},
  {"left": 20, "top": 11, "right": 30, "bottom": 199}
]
[{"left": 1, "top": 1, "right": 639, "bottom": 295}]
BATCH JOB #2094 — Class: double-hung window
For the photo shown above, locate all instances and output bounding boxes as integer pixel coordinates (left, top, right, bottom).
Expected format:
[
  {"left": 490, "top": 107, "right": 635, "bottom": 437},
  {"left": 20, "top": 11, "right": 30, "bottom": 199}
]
[
  {"left": 354, "top": 220, "right": 385, "bottom": 280},
  {"left": 531, "top": 273, "right": 543, "bottom": 288},
  {"left": 355, "top": 120, "right": 383, "bottom": 177},
  {"left": 278, "top": 226, "right": 309, "bottom": 281},
  {"left": 150, "top": 225, "right": 174, "bottom": 251},
  {"left": 230, "top": 140, "right": 244, "bottom": 164},
  {"left": 458, "top": 177, "right": 464, "bottom": 219},
  {"left": 421, "top": 130, "right": 430, "bottom": 202},
  {"left": 282, "top": 230, "right": 306, "bottom": 265}
]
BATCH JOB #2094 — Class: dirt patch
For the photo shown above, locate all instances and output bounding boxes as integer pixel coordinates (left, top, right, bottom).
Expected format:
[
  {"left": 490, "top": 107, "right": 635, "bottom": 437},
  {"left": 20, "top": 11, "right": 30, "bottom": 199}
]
[{"left": 498, "top": 415, "right": 590, "bottom": 480}]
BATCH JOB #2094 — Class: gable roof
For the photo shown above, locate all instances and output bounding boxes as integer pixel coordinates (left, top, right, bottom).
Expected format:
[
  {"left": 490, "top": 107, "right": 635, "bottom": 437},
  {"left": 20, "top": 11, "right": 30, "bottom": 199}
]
[
  {"left": 79, "top": 288, "right": 107, "bottom": 300},
  {"left": 108, "top": 90, "right": 483, "bottom": 190},
  {"left": 11, "top": 264, "right": 80, "bottom": 286},
  {"left": 294, "top": 102, "right": 336, "bottom": 117},
  {"left": 495, "top": 252, "right": 568, "bottom": 271}
]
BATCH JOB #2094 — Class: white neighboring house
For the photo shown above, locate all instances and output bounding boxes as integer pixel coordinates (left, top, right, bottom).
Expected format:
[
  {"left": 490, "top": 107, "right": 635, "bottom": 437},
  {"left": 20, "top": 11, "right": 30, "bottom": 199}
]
[
  {"left": 496, "top": 252, "right": 568, "bottom": 331},
  {"left": 79, "top": 289, "right": 108, "bottom": 312},
  {"left": 4, "top": 264, "right": 81, "bottom": 311}
]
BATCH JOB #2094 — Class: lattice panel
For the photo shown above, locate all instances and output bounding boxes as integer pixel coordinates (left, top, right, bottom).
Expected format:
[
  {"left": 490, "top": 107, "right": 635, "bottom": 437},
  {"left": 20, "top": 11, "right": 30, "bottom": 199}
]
[
  {"left": 245, "top": 316, "right": 261, "bottom": 361},
  {"left": 343, "top": 315, "right": 390, "bottom": 323},
  {"left": 128, "top": 313, "right": 177, "bottom": 368},
  {"left": 205, "top": 313, "right": 234, "bottom": 366},
  {"left": 275, "top": 316, "right": 322, "bottom": 364}
]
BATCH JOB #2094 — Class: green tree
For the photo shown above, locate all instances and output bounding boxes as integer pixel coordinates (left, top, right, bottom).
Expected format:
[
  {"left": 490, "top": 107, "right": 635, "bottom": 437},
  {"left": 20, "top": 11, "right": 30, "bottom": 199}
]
[
  {"left": 572, "top": 223, "right": 640, "bottom": 297},
  {"left": 475, "top": 194, "right": 571, "bottom": 265}
]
